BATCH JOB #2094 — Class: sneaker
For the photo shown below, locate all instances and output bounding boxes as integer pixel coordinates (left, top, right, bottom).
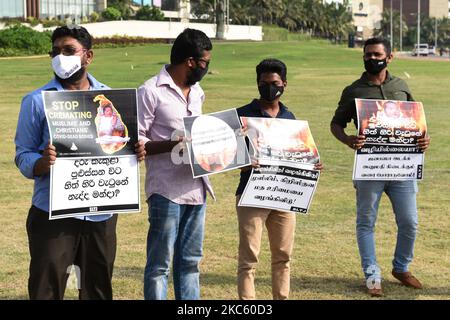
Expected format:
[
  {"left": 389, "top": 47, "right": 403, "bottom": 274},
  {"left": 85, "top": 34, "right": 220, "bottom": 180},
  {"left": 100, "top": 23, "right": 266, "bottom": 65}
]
[
  {"left": 367, "top": 286, "right": 383, "bottom": 297},
  {"left": 391, "top": 270, "right": 423, "bottom": 289},
  {"left": 366, "top": 278, "right": 383, "bottom": 297}
]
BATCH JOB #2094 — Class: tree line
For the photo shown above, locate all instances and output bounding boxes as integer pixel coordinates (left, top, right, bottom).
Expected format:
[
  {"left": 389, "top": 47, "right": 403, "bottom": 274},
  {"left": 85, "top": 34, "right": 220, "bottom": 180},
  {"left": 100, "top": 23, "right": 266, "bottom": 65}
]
[{"left": 191, "top": 0, "right": 353, "bottom": 42}]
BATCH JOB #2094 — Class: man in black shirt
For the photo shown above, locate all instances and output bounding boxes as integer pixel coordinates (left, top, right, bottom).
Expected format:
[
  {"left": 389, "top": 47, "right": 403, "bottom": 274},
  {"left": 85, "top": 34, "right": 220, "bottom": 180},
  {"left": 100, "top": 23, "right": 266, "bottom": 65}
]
[{"left": 236, "top": 59, "right": 322, "bottom": 299}]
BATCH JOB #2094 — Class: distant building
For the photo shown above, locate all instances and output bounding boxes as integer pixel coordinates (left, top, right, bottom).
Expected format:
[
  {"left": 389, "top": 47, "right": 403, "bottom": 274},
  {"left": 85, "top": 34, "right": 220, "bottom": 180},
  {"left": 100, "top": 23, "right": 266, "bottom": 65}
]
[
  {"left": 351, "top": 0, "right": 383, "bottom": 40},
  {"left": 0, "top": 0, "right": 107, "bottom": 21},
  {"left": 350, "top": 0, "right": 449, "bottom": 40},
  {"left": 382, "top": 0, "right": 448, "bottom": 25}
]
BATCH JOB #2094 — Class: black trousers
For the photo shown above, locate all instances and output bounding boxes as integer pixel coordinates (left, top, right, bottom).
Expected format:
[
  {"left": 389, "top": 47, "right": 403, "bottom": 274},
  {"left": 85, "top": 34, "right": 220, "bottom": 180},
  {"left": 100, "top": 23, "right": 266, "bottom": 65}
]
[{"left": 26, "top": 206, "right": 118, "bottom": 300}]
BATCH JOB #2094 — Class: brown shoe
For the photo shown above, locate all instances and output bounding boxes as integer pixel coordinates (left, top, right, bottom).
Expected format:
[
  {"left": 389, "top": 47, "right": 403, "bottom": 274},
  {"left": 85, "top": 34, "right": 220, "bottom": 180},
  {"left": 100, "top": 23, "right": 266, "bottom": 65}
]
[{"left": 392, "top": 270, "right": 423, "bottom": 289}]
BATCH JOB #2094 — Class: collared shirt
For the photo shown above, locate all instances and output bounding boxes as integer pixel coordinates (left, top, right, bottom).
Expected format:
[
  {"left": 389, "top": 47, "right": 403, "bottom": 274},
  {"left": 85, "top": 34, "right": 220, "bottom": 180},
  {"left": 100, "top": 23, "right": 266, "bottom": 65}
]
[
  {"left": 331, "top": 71, "right": 414, "bottom": 129},
  {"left": 235, "top": 98, "right": 296, "bottom": 196},
  {"left": 15, "top": 74, "right": 112, "bottom": 222},
  {"left": 138, "top": 65, "right": 214, "bottom": 205}
]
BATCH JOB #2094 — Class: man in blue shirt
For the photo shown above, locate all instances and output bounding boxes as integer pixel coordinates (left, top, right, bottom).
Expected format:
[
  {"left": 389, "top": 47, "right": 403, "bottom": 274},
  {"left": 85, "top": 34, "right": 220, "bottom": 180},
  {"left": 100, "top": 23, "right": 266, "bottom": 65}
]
[{"left": 14, "top": 25, "right": 145, "bottom": 299}]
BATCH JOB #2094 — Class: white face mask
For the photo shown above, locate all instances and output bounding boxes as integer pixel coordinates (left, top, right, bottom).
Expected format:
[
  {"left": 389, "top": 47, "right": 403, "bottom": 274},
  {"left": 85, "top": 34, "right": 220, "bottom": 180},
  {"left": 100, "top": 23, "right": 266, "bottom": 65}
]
[{"left": 51, "top": 54, "right": 82, "bottom": 79}]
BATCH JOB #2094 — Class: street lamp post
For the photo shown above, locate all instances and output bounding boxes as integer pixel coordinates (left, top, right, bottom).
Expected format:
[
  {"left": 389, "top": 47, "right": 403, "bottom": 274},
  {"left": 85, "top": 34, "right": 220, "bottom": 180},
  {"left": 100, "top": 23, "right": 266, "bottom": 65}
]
[
  {"left": 435, "top": 18, "right": 438, "bottom": 49},
  {"left": 417, "top": 0, "right": 420, "bottom": 56},
  {"left": 390, "top": 0, "right": 393, "bottom": 50},
  {"left": 400, "top": 0, "right": 403, "bottom": 52}
]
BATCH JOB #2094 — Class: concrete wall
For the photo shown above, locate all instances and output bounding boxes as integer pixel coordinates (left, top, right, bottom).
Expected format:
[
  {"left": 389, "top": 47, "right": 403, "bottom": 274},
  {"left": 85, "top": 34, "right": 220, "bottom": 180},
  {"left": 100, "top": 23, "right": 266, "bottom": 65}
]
[
  {"left": 0, "top": 20, "right": 262, "bottom": 41},
  {"left": 75, "top": 20, "right": 262, "bottom": 41}
]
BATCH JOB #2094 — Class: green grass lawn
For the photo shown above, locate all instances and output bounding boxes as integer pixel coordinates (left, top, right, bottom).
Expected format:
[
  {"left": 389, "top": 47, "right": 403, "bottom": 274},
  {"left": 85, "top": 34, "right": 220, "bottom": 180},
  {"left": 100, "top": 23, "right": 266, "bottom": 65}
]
[{"left": 0, "top": 40, "right": 449, "bottom": 300}]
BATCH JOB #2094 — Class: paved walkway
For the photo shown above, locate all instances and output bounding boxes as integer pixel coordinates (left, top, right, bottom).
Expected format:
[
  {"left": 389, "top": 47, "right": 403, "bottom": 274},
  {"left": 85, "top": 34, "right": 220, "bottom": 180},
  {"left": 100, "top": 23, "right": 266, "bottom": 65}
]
[{"left": 395, "top": 52, "right": 450, "bottom": 62}]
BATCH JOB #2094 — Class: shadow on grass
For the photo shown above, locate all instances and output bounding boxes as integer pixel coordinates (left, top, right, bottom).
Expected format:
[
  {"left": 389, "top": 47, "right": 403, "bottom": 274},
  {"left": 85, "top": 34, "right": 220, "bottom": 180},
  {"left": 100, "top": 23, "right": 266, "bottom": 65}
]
[
  {"left": 198, "top": 272, "right": 450, "bottom": 299},
  {"left": 2, "top": 274, "right": 448, "bottom": 300},
  {"left": 0, "top": 295, "right": 29, "bottom": 300},
  {"left": 111, "top": 266, "right": 450, "bottom": 299},
  {"left": 114, "top": 266, "right": 144, "bottom": 281},
  {"left": 293, "top": 276, "right": 450, "bottom": 299}
]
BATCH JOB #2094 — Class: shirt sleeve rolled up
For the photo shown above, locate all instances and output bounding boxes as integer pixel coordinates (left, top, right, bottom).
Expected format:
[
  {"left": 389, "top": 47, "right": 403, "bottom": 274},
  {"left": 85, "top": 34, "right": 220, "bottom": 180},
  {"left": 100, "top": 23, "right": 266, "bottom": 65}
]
[{"left": 137, "top": 85, "right": 157, "bottom": 144}]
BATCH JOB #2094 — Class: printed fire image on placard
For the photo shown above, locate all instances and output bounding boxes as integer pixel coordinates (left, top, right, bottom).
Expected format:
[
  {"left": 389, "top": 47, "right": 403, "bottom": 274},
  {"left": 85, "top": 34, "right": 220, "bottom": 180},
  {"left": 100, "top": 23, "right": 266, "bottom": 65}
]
[
  {"left": 238, "top": 117, "right": 321, "bottom": 214},
  {"left": 183, "top": 109, "right": 250, "bottom": 178},
  {"left": 353, "top": 99, "right": 427, "bottom": 180}
]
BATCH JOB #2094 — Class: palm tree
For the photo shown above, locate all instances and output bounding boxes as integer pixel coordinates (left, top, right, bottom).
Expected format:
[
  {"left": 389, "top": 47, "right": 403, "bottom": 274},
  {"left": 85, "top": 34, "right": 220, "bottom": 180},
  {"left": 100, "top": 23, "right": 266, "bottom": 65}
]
[
  {"left": 250, "top": 0, "right": 284, "bottom": 25},
  {"left": 327, "top": 1, "right": 353, "bottom": 43},
  {"left": 279, "top": 0, "right": 305, "bottom": 31},
  {"left": 190, "top": 0, "right": 215, "bottom": 22},
  {"left": 230, "top": 1, "right": 253, "bottom": 25}
]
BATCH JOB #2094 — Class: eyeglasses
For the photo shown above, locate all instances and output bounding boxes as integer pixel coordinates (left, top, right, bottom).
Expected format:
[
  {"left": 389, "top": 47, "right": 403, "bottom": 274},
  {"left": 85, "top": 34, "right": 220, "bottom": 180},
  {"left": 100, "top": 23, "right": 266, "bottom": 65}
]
[
  {"left": 49, "top": 47, "right": 86, "bottom": 58},
  {"left": 189, "top": 57, "right": 210, "bottom": 68},
  {"left": 196, "top": 58, "right": 210, "bottom": 68}
]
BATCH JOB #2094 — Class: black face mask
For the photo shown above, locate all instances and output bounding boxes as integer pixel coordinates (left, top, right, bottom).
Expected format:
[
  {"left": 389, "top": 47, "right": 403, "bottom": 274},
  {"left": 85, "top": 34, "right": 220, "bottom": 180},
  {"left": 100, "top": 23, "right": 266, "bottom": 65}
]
[
  {"left": 258, "top": 83, "right": 284, "bottom": 102},
  {"left": 186, "top": 64, "right": 208, "bottom": 86},
  {"left": 364, "top": 58, "right": 387, "bottom": 75}
]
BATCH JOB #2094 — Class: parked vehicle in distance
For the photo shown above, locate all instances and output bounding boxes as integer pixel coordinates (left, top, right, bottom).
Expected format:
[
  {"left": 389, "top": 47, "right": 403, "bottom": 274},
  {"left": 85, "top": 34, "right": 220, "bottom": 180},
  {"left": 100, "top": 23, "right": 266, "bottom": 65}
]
[
  {"left": 412, "top": 43, "right": 429, "bottom": 56},
  {"left": 428, "top": 45, "right": 436, "bottom": 55}
]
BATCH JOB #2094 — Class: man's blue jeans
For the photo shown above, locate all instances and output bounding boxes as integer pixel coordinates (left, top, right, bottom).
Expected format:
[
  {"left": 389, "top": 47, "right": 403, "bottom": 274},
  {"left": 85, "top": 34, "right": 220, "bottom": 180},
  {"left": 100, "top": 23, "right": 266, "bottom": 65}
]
[
  {"left": 354, "top": 180, "right": 418, "bottom": 280},
  {"left": 144, "top": 194, "right": 206, "bottom": 300}
]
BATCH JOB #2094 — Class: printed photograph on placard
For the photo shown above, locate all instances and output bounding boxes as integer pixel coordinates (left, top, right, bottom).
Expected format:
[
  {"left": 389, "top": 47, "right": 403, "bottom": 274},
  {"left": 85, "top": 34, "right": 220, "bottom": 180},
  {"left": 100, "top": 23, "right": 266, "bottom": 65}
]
[
  {"left": 353, "top": 99, "right": 427, "bottom": 180},
  {"left": 240, "top": 117, "right": 320, "bottom": 166},
  {"left": 356, "top": 99, "right": 427, "bottom": 147},
  {"left": 183, "top": 108, "right": 250, "bottom": 178}
]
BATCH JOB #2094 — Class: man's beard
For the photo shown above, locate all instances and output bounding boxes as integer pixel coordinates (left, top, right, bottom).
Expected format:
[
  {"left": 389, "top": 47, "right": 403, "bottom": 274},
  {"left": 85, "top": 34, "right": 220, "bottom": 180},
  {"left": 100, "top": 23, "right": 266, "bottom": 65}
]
[{"left": 54, "top": 67, "right": 86, "bottom": 85}]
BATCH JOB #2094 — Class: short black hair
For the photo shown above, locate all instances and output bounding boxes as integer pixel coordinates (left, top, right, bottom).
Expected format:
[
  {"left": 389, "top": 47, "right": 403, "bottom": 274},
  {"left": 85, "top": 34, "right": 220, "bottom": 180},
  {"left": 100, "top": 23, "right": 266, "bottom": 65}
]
[
  {"left": 364, "top": 37, "right": 391, "bottom": 56},
  {"left": 170, "top": 28, "right": 212, "bottom": 65},
  {"left": 256, "top": 59, "right": 287, "bottom": 82},
  {"left": 51, "top": 25, "right": 92, "bottom": 49}
]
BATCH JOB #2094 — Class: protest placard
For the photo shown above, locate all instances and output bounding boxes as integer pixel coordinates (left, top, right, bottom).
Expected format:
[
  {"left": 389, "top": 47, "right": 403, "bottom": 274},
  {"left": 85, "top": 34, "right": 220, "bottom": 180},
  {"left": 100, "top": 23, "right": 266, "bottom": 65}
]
[
  {"left": 43, "top": 89, "right": 140, "bottom": 219},
  {"left": 353, "top": 99, "right": 427, "bottom": 180},
  {"left": 183, "top": 108, "right": 250, "bottom": 178},
  {"left": 238, "top": 117, "right": 320, "bottom": 214}
]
